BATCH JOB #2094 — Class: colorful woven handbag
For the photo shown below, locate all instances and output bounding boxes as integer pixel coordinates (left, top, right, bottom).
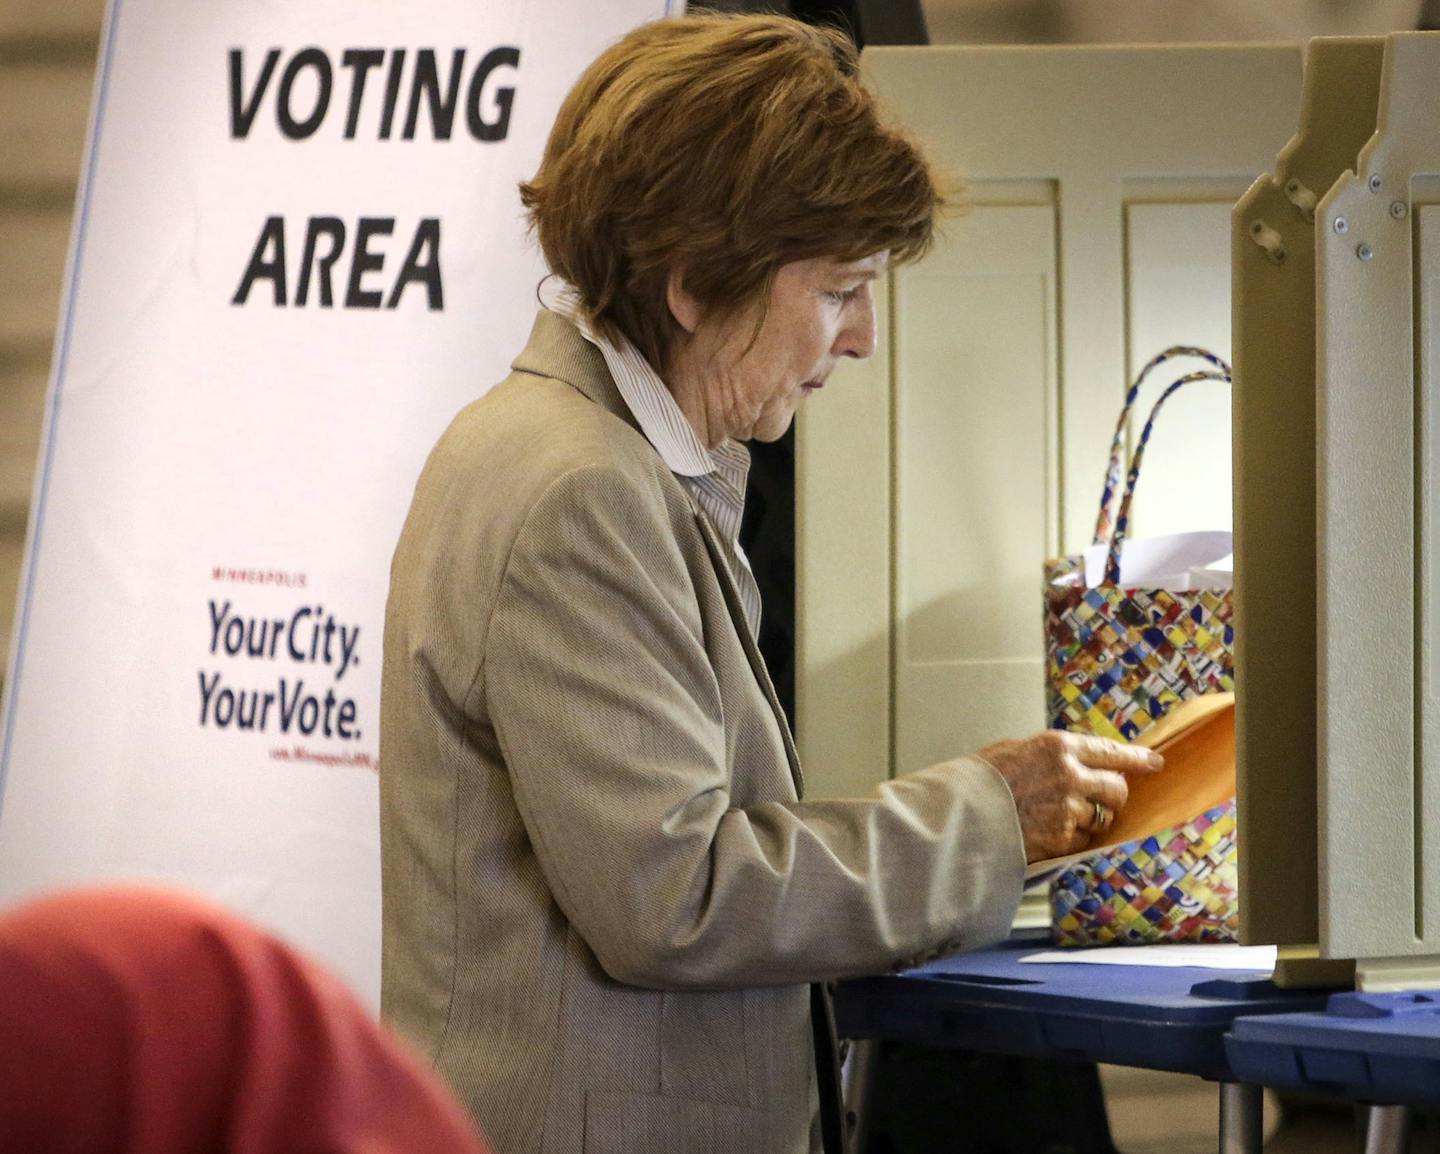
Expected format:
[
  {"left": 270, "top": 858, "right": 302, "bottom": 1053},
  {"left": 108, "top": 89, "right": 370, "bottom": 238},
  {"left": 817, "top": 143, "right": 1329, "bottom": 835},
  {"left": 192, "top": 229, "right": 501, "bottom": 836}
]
[
  {"left": 1043, "top": 347, "right": 1236, "bottom": 742},
  {"left": 1050, "top": 801, "right": 1240, "bottom": 945},
  {"left": 1044, "top": 348, "right": 1240, "bottom": 946}
]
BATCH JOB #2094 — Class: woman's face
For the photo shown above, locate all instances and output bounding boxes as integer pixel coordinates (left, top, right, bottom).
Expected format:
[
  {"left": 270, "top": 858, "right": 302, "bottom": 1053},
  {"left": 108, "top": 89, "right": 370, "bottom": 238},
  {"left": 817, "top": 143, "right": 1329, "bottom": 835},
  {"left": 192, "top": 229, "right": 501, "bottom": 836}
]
[{"left": 669, "top": 252, "right": 885, "bottom": 446}]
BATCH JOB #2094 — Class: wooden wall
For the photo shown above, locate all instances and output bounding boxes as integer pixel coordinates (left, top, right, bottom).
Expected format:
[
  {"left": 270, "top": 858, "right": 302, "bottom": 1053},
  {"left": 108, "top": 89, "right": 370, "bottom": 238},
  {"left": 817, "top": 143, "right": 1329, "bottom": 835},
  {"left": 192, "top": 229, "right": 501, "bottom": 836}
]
[{"left": 0, "top": 0, "right": 103, "bottom": 680}]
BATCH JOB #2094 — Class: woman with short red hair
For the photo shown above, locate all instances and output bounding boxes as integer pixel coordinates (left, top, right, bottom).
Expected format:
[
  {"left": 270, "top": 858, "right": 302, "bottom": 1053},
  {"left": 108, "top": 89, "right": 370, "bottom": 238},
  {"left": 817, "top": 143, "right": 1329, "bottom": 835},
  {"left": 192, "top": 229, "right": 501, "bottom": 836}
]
[{"left": 379, "top": 14, "right": 1157, "bottom": 1153}]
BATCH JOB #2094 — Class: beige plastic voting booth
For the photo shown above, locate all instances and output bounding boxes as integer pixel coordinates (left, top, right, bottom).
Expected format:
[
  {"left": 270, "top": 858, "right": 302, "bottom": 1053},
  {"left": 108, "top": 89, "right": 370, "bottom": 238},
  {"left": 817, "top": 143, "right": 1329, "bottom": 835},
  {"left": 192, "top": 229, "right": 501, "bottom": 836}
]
[
  {"left": 809, "top": 34, "right": 1440, "bottom": 1154},
  {"left": 797, "top": 44, "right": 1302, "bottom": 800},
  {"left": 805, "top": 33, "right": 1440, "bottom": 988},
  {"left": 1235, "top": 33, "right": 1440, "bottom": 989}
]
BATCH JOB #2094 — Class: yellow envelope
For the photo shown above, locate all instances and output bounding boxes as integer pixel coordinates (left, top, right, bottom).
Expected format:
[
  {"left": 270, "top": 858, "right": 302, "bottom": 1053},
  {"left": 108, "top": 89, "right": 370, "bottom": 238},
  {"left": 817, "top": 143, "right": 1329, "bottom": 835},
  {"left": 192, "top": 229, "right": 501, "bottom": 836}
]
[{"left": 1025, "top": 692, "right": 1235, "bottom": 880}]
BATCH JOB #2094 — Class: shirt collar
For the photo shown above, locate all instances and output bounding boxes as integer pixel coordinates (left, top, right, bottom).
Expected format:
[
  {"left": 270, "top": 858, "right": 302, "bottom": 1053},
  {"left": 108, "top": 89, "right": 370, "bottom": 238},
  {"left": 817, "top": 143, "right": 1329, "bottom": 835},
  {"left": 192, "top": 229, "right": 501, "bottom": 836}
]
[{"left": 539, "top": 280, "right": 746, "bottom": 480}]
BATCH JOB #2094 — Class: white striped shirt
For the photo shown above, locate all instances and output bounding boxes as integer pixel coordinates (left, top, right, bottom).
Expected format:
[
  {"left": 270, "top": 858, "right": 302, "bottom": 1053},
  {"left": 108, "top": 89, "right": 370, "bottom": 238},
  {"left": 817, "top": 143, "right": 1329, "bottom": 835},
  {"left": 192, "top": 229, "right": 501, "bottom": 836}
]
[{"left": 540, "top": 282, "right": 762, "bottom": 641}]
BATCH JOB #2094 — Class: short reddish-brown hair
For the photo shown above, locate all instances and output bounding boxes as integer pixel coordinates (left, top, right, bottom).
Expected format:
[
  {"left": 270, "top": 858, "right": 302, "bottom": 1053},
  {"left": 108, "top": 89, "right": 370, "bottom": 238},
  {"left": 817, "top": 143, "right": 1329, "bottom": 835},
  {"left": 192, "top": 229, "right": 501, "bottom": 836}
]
[{"left": 519, "top": 13, "right": 943, "bottom": 372}]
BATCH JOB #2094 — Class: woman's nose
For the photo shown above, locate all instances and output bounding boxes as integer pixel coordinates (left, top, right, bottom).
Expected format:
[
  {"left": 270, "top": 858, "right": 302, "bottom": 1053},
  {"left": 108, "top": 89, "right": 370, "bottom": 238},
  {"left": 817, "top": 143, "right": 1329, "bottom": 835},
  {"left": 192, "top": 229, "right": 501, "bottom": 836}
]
[{"left": 837, "top": 294, "right": 878, "bottom": 360}]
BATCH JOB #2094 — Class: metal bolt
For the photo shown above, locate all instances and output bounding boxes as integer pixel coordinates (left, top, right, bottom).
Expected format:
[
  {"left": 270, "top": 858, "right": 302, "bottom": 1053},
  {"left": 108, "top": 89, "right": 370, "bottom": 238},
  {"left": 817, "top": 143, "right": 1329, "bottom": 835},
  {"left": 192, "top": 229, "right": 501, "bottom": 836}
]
[
  {"left": 1391, "top": 200, "right": 1409, "bottom": 220},
  {"left": 1334, "top": 216, "right": 1349, "bottom": 234},
  {"left": 1357, "top": 243, "right": 1375, "bottom": 261},
  {"left": 1369, "top": 174, "right": 1384, "bottom": 193}
]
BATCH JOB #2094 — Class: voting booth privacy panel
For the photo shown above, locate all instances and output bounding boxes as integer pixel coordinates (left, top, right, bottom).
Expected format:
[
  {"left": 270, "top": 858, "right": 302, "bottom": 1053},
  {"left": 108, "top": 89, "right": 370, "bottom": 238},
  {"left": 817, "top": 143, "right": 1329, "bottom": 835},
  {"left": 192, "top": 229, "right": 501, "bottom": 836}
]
[
  {"left": 1236, "top": 32, "right": 1440, "bottom": 985},
  {"left": 0, "top": 0, "right": 669, "bottom": 1003},
  {"left": 797, "top": 44, "right": 1303, "bottom": 800}
]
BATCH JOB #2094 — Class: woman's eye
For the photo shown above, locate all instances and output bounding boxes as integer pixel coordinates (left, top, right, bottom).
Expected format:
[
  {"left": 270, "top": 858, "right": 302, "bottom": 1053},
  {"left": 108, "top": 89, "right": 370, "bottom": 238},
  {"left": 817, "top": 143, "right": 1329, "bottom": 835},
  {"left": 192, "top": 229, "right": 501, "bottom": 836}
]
[{"left": 826, "top": 288, "right": 855, "bottom": 305}]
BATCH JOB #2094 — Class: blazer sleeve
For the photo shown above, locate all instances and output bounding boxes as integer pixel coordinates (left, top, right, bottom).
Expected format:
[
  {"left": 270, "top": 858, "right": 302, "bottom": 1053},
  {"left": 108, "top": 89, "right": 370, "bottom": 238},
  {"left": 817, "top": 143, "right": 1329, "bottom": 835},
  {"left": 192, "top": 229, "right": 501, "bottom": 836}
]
[{"left": 483, "top": 461, "right": 1025, "bottom": 991}]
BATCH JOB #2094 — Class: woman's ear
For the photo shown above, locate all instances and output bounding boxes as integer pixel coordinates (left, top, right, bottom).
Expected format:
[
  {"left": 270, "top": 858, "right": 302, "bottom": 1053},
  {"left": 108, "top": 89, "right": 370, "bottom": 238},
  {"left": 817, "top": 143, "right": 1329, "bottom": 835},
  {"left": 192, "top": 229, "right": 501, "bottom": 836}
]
[{"left": 666, "top": 266, "right": 702, "bottom": 335}]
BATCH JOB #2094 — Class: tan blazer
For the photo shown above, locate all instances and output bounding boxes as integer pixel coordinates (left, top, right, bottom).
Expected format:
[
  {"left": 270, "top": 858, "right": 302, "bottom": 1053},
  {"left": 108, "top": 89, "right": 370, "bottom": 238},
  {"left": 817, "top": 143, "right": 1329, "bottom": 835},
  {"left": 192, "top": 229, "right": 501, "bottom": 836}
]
[{"left": 379, "top": 311, "right": 1025, "bottom": 1154}]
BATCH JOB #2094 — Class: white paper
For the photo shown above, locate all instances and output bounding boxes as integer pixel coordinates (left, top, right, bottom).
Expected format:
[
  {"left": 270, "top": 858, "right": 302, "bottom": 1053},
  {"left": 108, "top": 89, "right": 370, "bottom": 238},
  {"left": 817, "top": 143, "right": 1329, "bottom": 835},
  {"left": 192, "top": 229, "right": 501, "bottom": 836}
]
[
  {"left": 1020, "top": 943, "right": 1277, "bottom": 970},
  {"left": 1055, "top": 530, "right": 1234, "bottom": 590}
]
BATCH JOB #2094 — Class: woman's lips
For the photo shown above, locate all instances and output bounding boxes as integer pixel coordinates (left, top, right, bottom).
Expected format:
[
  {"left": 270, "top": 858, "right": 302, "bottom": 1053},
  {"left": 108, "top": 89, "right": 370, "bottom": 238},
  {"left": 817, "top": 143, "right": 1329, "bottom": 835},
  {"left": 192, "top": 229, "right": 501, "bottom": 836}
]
[{"left": 801, "top": 380, "right": 824, "bottom": 393}]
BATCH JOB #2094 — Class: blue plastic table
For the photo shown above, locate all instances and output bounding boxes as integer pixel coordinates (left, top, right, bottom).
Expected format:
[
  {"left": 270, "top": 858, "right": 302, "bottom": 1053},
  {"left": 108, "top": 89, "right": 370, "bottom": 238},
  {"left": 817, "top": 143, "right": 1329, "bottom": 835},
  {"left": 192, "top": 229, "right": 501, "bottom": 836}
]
[
  {"left": 833, "top": 940, "right": 1335, "bottom": 1154},
  {"left": 1226, "top": 990, "right": 1440, "bottom": 1154}
]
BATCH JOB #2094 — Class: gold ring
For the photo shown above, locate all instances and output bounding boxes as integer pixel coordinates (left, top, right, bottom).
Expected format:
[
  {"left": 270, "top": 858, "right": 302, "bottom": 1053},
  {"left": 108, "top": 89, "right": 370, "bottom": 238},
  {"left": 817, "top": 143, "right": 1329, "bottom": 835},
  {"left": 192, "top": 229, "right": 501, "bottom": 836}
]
[{"left": 1092, "top": 800, "right": 1112, "bottom": 830}]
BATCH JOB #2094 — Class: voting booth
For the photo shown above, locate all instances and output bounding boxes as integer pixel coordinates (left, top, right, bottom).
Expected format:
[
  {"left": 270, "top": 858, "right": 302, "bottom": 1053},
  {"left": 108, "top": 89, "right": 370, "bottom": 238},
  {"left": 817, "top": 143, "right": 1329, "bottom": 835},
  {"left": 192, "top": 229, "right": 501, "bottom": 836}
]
[
  {"left": 802, "top": 32, "right": 1440, "bottom": 992},
  {"left": 813, "top": 42, "right": 1440, "bottom": 1154}
]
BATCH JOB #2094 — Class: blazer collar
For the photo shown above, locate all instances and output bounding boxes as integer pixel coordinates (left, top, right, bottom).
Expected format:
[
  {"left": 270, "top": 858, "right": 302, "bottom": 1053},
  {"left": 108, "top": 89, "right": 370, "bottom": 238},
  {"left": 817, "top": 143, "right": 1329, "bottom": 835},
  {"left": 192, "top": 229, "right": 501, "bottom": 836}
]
[{"left": 510, "top": 309, "right": 639, "bottom": 434}]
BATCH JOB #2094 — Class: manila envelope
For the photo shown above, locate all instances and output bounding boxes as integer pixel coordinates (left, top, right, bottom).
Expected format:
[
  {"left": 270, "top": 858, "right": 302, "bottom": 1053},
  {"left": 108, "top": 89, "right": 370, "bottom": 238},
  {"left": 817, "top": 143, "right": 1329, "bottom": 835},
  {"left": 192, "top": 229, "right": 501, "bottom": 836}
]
[{"left": 1024, "top": 692, "right": 1235, "bottom": 880}]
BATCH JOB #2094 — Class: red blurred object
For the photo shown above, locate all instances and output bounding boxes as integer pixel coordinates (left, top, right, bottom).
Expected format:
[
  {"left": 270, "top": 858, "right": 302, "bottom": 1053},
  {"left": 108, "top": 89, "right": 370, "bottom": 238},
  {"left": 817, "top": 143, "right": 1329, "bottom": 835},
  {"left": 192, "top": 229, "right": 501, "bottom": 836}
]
[{"left": 0, "top": 886, "right": 492, "bottom": 1154}]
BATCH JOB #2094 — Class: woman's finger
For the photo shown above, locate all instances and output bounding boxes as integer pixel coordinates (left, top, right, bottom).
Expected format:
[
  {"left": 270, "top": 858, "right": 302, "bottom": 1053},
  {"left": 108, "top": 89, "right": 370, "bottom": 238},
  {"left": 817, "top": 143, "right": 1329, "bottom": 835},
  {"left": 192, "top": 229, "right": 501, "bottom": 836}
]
[
  {"left": 1066, "top": 793, "right": 1101, "bottom": 834},
  {"left": 1063, "top": 808, "right": 1093, "bottom": 854},
  {"left": 1069, "top": 733, "right": 1164, "bottom": 774},
  {"left": 1073, "top": 766, "right": 1130, "bottom": 813}
]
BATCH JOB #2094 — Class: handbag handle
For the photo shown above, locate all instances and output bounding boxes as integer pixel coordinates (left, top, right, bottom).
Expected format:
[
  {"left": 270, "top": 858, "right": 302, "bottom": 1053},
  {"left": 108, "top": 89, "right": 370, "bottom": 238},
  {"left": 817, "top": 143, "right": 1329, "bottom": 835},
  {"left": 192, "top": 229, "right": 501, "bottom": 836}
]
[
  {"left": 1104, "top": 369, "right": 1231, "bottom": 583},
  {"left": 1091, "top": 347, "right": 1232, "bottom": 547}
]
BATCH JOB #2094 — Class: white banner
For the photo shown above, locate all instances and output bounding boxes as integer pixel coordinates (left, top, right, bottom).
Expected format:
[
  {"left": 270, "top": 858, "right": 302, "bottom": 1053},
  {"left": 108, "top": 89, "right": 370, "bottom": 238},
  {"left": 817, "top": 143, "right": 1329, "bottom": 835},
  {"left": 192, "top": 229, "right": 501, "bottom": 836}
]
[{"left": 0, "top": 0, "right": 672, "bottom": 1003}]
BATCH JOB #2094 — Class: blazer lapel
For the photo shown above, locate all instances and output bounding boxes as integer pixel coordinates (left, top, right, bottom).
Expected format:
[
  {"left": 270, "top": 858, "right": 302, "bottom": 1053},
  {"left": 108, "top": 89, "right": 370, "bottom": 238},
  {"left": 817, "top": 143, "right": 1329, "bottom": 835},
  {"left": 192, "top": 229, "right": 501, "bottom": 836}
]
[
  {"left": 515, "top": 308, "right": 805, "bottom": 798},
  {"left": 690, "top": 505, "right": 805, "bottom": 799}
]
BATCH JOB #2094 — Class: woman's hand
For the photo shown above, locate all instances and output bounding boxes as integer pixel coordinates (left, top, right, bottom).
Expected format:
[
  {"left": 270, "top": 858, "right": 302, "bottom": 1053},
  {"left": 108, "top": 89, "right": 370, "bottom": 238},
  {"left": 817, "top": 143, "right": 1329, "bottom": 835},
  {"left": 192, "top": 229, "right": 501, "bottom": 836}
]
[{"left": 977, "top": 731, "right": 1163, "bottom": 863}]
